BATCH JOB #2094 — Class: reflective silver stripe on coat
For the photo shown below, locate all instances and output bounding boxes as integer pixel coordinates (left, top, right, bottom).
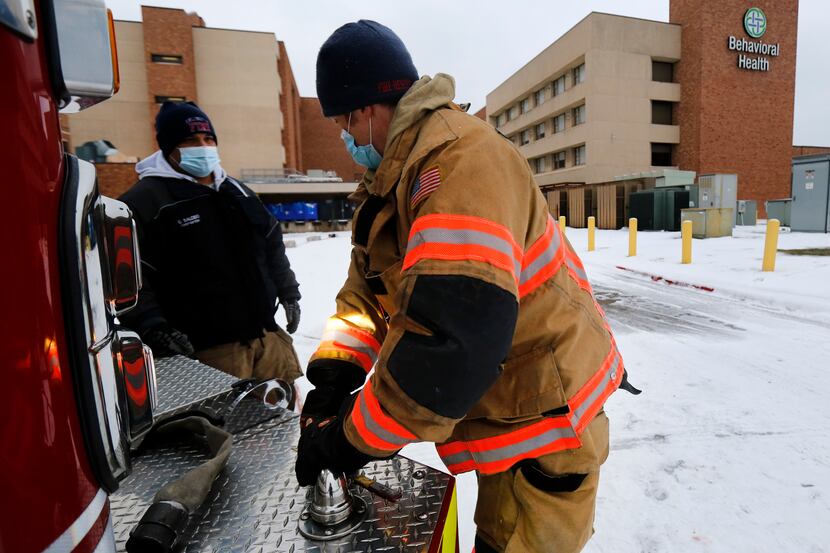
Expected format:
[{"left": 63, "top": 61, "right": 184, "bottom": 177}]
[
  {"left": 42, "top": 488, "right": 108, "bottom": 553},
  {"left": 357, "top": 390, "right": 412, "bottom": 449},
  {"left": 440, "top": 423, "right": 577, "bottom": 469},
  {"left": 565, "top": 257, "right": 589, "bottom": 283},
  {"left": 322, "top": 330, "right": 379, "bottom": 365},
  {"left": 407, "top": 228, "right": 522, "bottom": 277},
  {"left": 570, "top": 354, "right": 620, "bottom": 430},
  {"left": 519, "top": 225, "right": 562, "bottom": 286}
]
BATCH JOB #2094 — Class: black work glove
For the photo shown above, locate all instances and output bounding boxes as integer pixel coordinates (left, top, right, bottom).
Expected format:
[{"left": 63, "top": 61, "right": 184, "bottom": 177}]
[
  {"left": 294, "top": 396, "right": 376, "bottom": 486},
  {"left": 282, "top": 300, "right": 301, "bottom": 334},
  {"left": 300, "top": 359, "right": 366, "bottom": 429},
  {"left": 142, "top": 324, "right": 196, "bottom": 359}
]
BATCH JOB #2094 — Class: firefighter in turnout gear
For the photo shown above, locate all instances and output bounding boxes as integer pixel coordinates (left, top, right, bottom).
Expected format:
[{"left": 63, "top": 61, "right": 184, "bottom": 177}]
[{"left": 295, "top": 20, "right": 638, "bottom": 553}]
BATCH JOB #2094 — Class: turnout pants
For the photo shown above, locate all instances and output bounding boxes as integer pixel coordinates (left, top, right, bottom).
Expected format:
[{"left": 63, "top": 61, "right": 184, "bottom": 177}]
[
  {"left": 474, "top": 412, "right": 610, "bottom": 553},
  {"left": 196, "top": 328, "right": 302, "bottom": 383}
]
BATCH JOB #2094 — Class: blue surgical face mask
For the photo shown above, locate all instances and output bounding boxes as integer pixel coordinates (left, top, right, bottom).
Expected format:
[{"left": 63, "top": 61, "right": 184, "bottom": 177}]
[
  {"left": 341, "top": 113, "right": 382, "bottom": 170},
  {"left": 178, "top": 146, "right": 220, "bottom": 178}
]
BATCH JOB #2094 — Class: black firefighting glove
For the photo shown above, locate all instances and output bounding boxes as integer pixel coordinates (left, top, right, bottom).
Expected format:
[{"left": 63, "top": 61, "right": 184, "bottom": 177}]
[
  {"left": 301, "top": 359, "right": 366, "bottom": 429},
  {"left": 142, "top": 324, "right": 196, "bottom": 359},
  {"left": 294, "top": 395, "right": 376, "bottom": 486},
  {"left": 282, "top": 300, "right": 301, "bottom": 334}
]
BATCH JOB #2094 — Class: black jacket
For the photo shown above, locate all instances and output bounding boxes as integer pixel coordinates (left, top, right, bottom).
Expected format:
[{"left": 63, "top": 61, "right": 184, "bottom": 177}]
[{"left": 119, "top": 176, "right": 300, "bottom": 349}]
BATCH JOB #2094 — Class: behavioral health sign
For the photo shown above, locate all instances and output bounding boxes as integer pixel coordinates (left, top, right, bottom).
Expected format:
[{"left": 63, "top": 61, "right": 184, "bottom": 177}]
[{"left": 727, "top": 7, "right": 780, "bottom": 72}]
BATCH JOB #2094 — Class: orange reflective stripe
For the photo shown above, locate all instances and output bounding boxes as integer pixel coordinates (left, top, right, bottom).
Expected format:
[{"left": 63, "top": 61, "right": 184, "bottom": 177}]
[
  {"left": 312, "top": 341, "right": 374, "bottom": 373},
  {"left": 567, "top": 345, "right": 623, "bottom": 434},
  {"left": 334, "top": 326, "right": 382, "bottom": 355},
  {"left": 437, "top": 416, "right": 580, "bottom": 475},
  {"left": 350, "top": 379, "right": 417, "bottom": 451},
  {"left": 404, "top": 243, "right": 519, "bottom": 279},
  {"left": 403, "top": 214, "right": 523, "bottom": 281},
  {"left": 519, "top": 216, "right": 565, "bottom": 297},
  {"left": 436, "top": 342, "right": 623, "bottom": 475}
]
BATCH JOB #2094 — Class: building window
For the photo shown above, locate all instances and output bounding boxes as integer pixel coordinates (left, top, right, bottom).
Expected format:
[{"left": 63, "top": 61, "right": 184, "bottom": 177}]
[
  {"left": 553, "top": 75, "right": 566, "bottom": 96},
  {"left": 533, "top": 157, "right": 546, "bottom": 174},
  {"left": 155, "top": 95, "right": 186, "bottom": 103},
  {"left": 651, "top": 143, "right": 674, "bottom": 166},
  {"left": 572, "top": 63, "right": 586, "bottom": 85},
  {"left": 574, "top": 145, "right": 586, "bottom": 166},
  {"left": 520, "top": 129, "right": 531, "bottom": 145},
  {"left": 495, "top": 112, "right": 507, "bottom": 128},
  {"left": 535, "top": 88, "right": 546, "bottom": 107},
  {"left": 651, "top": 100, "right": 674, "bottom": 125},
  {"left": 535, "top": 122, "right": 546, "bottom": 140},
  {"left": 572, "top": 104, "right": 586, "bottom": 126},
  {"left": 151, "top": 53, "right": 183, "bottom": 64},
  {"left": 553, "top": 150, "right": 566, "bottom": 170},
  {"left": 652, "top": 60, "right": 674, "bottom": 82},
  {"left": 553, "top": 113, "right": 566, "bottom": 133},
  {"left": 520, "top": 97, "right": 531, "bottom": 114},
  {"left": 508, "top": 105, "right": 520, "bottom": 121}
]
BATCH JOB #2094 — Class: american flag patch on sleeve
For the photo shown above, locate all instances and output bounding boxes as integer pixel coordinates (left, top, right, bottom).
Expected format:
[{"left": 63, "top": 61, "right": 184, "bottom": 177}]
[{"left": 410, "top": 166, "right": 442, "bottom": 208}]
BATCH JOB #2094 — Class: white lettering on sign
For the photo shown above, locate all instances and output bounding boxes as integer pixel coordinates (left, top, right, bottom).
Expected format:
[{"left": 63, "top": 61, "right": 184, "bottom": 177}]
[
  {"left": 806, "top": 182, "right": 814, "bottom": 191},
  {"left": 727, "top": 36, "right": 780, "bottom": 72}
]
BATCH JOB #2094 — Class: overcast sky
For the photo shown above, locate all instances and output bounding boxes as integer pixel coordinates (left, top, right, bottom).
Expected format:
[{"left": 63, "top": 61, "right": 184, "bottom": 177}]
[{"left": 107, "top": 0, "right": 828, "bottom": 145}]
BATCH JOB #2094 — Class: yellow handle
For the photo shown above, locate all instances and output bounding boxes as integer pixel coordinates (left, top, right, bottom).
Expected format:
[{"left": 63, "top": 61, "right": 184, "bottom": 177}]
[
  {"left": 681, "top": 220, "right": 692, "bottom": 264},
  {"left": 559, "top": 215, "right": 566, "bottom": 235},
  {"left": 762, "top": 219, "right": 780, "bottom": 272}
]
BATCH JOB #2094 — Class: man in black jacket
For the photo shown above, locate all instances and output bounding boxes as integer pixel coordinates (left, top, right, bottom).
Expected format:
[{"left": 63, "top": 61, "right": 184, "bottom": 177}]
[{"left": 120, "top": 101, "right": 302, "bottom": 385}]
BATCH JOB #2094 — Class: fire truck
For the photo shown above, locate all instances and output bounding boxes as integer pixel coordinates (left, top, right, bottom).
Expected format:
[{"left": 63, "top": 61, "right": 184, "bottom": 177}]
[{"left": 0, "top": 1, "right": 458, "bottom": 551}]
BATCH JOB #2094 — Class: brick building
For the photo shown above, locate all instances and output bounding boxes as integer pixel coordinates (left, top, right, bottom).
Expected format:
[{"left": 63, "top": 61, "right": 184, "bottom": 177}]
[
  {"left": 64, "top": 6, "right": 356, "bottom": 198},
  {"left": 487, "top": 1, "right": 801, "bottom": 223}
]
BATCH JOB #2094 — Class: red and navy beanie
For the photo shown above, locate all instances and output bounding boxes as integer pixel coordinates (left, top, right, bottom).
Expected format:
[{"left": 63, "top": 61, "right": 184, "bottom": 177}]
[
  {"left": 316, "top": 20, "right": 419, "bottom": 117},
  {"left": 155, "top": 101, "right": 217, "bottom": 156}
]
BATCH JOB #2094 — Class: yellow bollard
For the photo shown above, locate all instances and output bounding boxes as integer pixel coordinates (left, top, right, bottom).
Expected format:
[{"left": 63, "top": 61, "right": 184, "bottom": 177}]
[
  {"left": 628, "top": 218, "right": 637, "bottom": 257},
  {"left": 559, "top": 215, "right": 566, "bottom": 235},
  {"left": 681, "top": 220, "right": 693, "bottom": 264},
  {"left": 762, "top": 218, "right": 780, "bottom": 272},
  {"left": 587, "top": 216, "right": 596, "bottom": 251}
]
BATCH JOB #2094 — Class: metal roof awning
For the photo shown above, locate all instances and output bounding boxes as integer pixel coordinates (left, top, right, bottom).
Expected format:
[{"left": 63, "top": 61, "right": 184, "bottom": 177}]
[{"left": 245, "top": 181, "right": 359, "bottom": 195}]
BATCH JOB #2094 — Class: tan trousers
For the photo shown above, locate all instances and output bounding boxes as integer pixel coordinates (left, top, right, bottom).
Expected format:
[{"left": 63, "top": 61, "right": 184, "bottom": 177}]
[
  {"left": 195, "top": 328, "right": 302, "bottom": 383},
  {"left": 474, "top": 412, "right": 610, "bottom": 553}
]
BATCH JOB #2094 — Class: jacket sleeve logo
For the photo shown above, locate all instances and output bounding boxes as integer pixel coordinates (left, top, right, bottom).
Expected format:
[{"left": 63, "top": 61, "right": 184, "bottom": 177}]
[{"left": 177, "top": 214, "right": 201, "bottom": 227}]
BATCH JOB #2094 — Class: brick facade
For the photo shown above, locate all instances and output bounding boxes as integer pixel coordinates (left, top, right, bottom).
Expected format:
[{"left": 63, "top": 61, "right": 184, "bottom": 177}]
[
  {"left": 300, "top": 97, "right": 363, "bottom": 182},
  {"left": 793, "top": 145, "right": 830, "bottom": 158},
  {"left": 671, "top": 0, "right": 798, "bottom": 217},
  {"left": 141, "top": 7, "right": 203, "bottom": 111},
  {"left": 278, "top": 41, "right": 303, "bottom": 172},
  {"left": 474, "top": 107, "right": 486, "bottom": 121},
  {"left": 95, "top": 162, "right": 138, "bottom": 198}
]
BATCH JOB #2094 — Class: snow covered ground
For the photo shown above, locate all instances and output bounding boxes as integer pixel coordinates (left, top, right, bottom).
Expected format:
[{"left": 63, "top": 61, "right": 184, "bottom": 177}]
[{"left": 279, "top": 224, "right": 830, "bottom": 553}]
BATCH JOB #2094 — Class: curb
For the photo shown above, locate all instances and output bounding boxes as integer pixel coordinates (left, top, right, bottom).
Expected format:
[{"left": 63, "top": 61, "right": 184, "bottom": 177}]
[{"left": 615, "top": 265, "right": 715, "bottom": 292}]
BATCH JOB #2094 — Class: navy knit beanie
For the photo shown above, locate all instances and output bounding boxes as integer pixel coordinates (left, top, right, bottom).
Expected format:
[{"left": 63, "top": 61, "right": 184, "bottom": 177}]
[
  {"left": 316, "top": 20, "right": 419, "bottom": 117},
  {"left": 155, "top": 101, "right": 217, "bottom": 156}
]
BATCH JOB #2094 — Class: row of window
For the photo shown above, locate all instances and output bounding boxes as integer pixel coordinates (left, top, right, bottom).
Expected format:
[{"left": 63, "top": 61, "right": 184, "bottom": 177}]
[
  {"left": 494, "top": 62, "right": 585, "bottom": 128},
  {"left": 528, "top": 142, "right": 673, "bottom": 174},
  {"left": 530, "top": 145, "right": 586, "bottom": 174},
  {"left": 511, "top": 104, "right": 585, "bottom": 146}
]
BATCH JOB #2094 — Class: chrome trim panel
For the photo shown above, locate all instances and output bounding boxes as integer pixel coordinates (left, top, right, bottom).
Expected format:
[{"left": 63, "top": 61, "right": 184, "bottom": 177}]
[{"left": 0, "top": 0, "right": 37, "bottom": 40}]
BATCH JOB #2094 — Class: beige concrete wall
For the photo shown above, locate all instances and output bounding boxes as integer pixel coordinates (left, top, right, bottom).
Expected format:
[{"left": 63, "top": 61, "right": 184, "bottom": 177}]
[
  {"left": 66, "top": 21, "right": 155, "bottom": 159},
  {"left": 193, "top": 27, "right": 284, "bottom": 178},
  {"left": 487, "top": 13, "right": 682, "bottom": 188}
]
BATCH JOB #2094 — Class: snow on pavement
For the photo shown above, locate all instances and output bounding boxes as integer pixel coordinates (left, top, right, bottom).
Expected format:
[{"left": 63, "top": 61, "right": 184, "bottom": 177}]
[{"left": 280, "top": 226, "right": 830, "bottom": 553}]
